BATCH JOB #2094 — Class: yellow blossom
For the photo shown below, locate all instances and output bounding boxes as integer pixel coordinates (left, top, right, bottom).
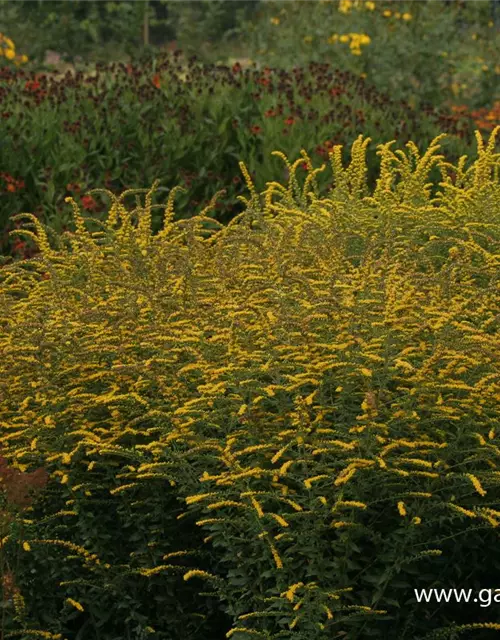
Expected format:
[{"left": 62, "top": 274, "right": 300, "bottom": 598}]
[
  {"left": 66, "top": 598, "right": 84, "bottom": 612},
  {"left": 465, "top": 473, "right": 486, "bottom": 497},
  {"left": 402, "top": 12, "right": 412, "bottom": 20}
]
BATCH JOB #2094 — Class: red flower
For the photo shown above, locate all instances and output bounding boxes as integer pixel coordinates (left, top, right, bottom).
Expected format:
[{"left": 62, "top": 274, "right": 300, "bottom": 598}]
[
  {"left": 300, "top": 162, "right": 308, "bottom": 171},
  {"left": 284, "top": 116, "right": 295, "bottom": 126},
  {"left": 232, "top": 62, "right": 242, "bottom": 73},
  {"left": 259, "top": 77, "right": 270, "bottom": 86},
  {"left": 329, "top": 87, "right": 343, "bottom": 97},
  {"left": 25, "top": 80, "right": 40, "bottom": 91},
  {"left": 6, "top": 183, "right": 16, "bottom": 193},
  {"left": 152, "top": 73, "right": 161, "bottom": 89},
  {"left": 264, "top": 109, "right": 276, "bottom": 118},
  {"left": 250, "top": 125, "right": 262, "bottom": 135},
  {"left": 81, "top": 195, "right": 97, "bottom": 211}
]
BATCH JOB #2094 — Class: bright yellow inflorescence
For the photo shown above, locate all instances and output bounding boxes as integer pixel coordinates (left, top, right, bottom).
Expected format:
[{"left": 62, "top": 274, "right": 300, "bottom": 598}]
[{"left": 0, "top": 127, "right": 498, "bottom": 636}]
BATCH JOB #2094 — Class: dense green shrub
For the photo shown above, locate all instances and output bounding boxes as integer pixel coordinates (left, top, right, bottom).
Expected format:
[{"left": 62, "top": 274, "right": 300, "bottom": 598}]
[{"left": 0, "top": 128, "right": 498, "bottom": 639}]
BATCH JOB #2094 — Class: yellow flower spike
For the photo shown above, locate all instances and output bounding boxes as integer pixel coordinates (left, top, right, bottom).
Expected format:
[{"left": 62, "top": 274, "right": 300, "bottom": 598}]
[
  {"left": 397, "top": 501, "right": 407, "bottom": 516},
  {"left": 64, "top": 196, "right": 87, "bottom": 237},
  {"left": 465, "top": 473, "right": 486, "bottom": 497},
  {"left": 250, "top": 496, "right": 264, "bottom": 517},
  {"left": 136, "top": 179, "right": 160, "bottom": 246},
  {"left": 269, "top": 542, "right": 283, "bottom": 569},
  {"left": 269, "top": 513, "right": 289, "bottom": 527},
  {"left": 8, "top": 213, "right": 54, "bottom": 257},
  {"left": 239, "top": 161, "right": 258, "bottom": 200},
  {"left": 302, "top": 164, "right": 326, "bottom": 202},
  {"left": 282, "top": 582, "right": 304, "bottom": 602},
  {"left": 226, "top": 629, "right": 268, "bottom": 638},
  {"left": 66, "top": 598, "right": 84, "bottom": 612},
  {"left": 23, "top": 541, "right": 31, "bottom": 551},
  {"left": 156, "top": 184, "right": 186, "bottom": 238},
  {"left": 200, "top": 189, "right": 227, "bottom": 220},
  {"left": 183, "top": 569, "right": 217, "bottom": 582}
]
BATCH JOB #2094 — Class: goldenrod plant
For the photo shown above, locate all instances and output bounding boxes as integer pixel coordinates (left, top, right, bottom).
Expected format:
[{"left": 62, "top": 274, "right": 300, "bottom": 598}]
[{"left": 0, "top": 128, "right": 498, "bottom": 639}]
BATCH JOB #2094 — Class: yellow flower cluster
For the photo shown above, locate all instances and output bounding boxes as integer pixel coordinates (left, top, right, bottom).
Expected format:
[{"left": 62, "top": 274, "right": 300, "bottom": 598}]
[
  {"left": 338, "top": 0, "right": 368, "bottom": 13},
  {"left": 328, "top": 32, "right": 371, "bottom": 54},
  {"left": 383, "top": 9, "right": 412, "bottom": 20},
  {"left": 0, "top": 32, "right": 28, "bottom": 66}
]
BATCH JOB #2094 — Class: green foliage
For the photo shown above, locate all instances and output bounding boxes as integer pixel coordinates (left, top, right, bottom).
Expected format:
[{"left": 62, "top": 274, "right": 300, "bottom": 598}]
[
  {"left": 0, "top": 0, "right": 256, "bottom": 67},
  {"left": 0, "top": 129, "right": 499, "bottom": 639},
  {"left": 0, "top": 52, "right": 480, "bottom": 262},
  {"left": 235, "top": 0, "right": 499, "bottom": 111},
  {"left": 0, "top": 0, "right": 159, "bottom": 64},
  {"left": 164, "top": 0, "right": 259, "bottom": 58}
]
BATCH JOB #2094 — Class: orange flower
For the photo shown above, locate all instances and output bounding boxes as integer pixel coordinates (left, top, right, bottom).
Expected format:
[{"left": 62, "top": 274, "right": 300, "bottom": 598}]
[
  {"left": 284, "top": 116, "right": 295, "bottom": 126},
  {"left": 250, "top": 125, "right": 262, "bottom": 135},
  {"left": 152, "top": 73, "right": 161, "bottom": 89},
  {"left": 6, "top": 183, "right": 16, "bottom": 192}
]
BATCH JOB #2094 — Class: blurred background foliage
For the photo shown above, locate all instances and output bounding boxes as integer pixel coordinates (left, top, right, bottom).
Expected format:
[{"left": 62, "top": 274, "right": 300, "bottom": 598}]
[{"left": 0, "top": 0, "right": 258, "bottom": 65}]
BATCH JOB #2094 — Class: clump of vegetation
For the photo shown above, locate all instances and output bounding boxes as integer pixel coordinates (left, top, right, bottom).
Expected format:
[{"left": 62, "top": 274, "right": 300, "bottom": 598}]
[
  {"left": 0, "top": 127, "right": 498, "bottom": 639},
  {"left": 0, "top": 51, "right": 480, "bottom": 262}
]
